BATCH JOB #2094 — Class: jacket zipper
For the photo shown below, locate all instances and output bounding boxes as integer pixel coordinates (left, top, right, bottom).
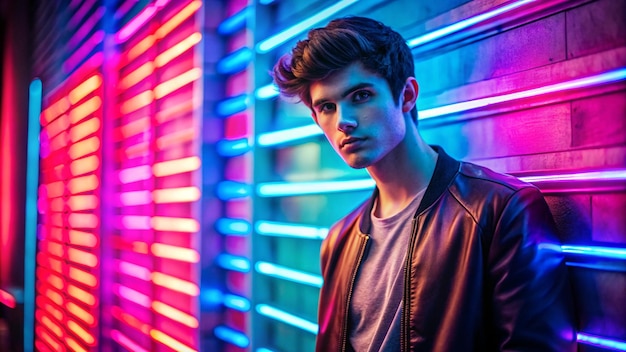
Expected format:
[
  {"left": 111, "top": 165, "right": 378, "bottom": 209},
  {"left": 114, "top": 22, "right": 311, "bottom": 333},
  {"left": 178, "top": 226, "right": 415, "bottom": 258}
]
[
  {"left": 340, "top": 234, "right": 369, "bottom": 352},
  {"left": 401, "top": 218, "right": 419, "bottom": 352}
]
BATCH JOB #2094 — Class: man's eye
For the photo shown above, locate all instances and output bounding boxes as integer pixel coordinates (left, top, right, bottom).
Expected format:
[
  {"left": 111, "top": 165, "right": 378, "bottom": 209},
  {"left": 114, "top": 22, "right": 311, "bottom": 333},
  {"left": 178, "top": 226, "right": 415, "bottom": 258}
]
[
  {"left": 353, "top": 91, "right": 371, "bottom": 101},
  {"left": 319, "top": 103, "right": 335, "bottom": 113}
]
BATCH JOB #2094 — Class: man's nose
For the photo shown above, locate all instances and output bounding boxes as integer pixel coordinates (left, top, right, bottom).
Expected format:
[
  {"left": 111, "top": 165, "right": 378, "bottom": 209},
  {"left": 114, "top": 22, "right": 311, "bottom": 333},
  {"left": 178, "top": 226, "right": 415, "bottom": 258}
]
[{"left": 336, "top": 105, "right": 357, "bottom": 133}]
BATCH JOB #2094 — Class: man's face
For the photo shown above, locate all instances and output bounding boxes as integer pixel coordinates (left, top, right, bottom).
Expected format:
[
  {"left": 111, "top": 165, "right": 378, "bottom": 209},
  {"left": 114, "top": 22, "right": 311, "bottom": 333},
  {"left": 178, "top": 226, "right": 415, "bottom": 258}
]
[{"left": 309, "top": 62, "right": 409, "bottom": 169}]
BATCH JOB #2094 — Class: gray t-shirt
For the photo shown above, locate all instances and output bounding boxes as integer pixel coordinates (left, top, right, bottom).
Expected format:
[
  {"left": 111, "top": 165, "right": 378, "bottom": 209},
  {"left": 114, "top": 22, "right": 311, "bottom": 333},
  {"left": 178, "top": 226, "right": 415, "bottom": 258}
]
[{"left": 349, "top": 189, "right": 426, "bottom": 351}]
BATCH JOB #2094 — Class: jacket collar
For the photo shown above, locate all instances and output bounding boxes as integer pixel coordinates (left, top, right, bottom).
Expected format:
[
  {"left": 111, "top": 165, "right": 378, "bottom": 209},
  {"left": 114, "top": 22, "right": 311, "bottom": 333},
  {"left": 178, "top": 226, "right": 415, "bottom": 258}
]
[{"left": 359, "top": 145, "right": 460, "bottom": 234}]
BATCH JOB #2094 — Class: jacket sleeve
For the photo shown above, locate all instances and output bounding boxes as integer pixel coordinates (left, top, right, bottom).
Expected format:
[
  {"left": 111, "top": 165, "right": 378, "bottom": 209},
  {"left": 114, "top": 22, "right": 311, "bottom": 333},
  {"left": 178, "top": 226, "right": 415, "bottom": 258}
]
[{"left": 488, "top": 186, "right": 577, "bottom": 351}]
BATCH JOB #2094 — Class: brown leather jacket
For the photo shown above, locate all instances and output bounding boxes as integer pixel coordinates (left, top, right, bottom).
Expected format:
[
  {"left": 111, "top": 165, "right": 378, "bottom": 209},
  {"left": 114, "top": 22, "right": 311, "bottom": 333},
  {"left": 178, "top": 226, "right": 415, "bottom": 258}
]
[{"left": 316, "top": 147, "right": 576, "bottom": 351}]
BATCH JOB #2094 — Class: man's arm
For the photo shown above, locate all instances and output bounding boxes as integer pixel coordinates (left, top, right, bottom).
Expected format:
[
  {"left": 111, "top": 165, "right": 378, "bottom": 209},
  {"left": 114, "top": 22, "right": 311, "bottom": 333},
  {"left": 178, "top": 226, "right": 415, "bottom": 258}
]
[{"left": 488, "top": 186, "right": 577, "bottom": 351}]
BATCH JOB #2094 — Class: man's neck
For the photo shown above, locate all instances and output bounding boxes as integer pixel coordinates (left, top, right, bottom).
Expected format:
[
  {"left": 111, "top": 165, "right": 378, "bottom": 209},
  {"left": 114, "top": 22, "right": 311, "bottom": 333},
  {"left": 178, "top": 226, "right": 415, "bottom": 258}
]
[{"left": 368, "top": 132, "right": 438, "bottom": 219}]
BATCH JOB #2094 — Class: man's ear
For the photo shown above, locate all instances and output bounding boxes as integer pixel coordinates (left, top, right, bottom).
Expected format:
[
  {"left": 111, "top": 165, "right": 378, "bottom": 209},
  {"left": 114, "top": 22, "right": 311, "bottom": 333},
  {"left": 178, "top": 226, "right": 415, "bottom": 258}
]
[{"left": 401, "top": 77, "right": 419, "bottom": 113}]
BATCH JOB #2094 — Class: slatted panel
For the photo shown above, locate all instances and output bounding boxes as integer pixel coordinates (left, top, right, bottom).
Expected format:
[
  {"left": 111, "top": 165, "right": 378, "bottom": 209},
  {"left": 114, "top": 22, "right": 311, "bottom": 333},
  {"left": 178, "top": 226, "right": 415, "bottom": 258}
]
[
  {"left": 110, "top": 1, "right": 202, "bottom": 351},
  {"left": 36, "top": 61, "right": 104, "bottom": 352},
  {"left": 251, "top": 0, "right": 626, "bottom": 351}
]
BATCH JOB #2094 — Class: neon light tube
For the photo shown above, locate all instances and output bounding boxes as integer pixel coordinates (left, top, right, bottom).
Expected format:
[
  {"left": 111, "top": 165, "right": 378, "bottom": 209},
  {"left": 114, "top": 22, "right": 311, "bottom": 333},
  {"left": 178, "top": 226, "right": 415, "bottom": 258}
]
[
  {"left": 37, "top": 313, "right": 63, "bottom": 338},
  {"left": 67, "top": 319, "right": 95, "bottom": 345},
  {"left": 68, "top": 136, "right": 100, "bottom": 160},
  {"left": 119, "top": 63, "right": 155, "bottom": 90},
  {"left": 118, "top": 165, "right": 151, "bottom": 183},
  {"left": 67, "top": 247, "right": 98, "bottom": 267},
  {"left": 155, "top": 100, "right": 194, "bottom": 123},
  {"left": 151, "top": 216, "right": 199, "bottom": 232},
  {"left": 154, "top": 67, "right": 202, "bottom": 99},
  {"left": 0, "top": 289, "right": 16, "bottom": 308},
  {"left": 216, "top": 218, "right": 251, "bottom": 235},
  {"left": 68, "top": 174, "right": 99, "bottom": 194},
  {"left": 117, "top": 116, "right": 150, "bottom": 140},
  {"left": 152, "top": 301, "right": 199, "bottom": 328},
  {"left": 67, "top": 284, "right": 96, "bottom": 307},
  {"left": 256, "top": 261, "right": 323, "bottom": 288},
  {"left": 218, "top": 7, "right": 250, "bottom": 35},
  {"left": 69, "top": 75, "right": 102, "bottom": 105},
  {"left": 217, "top": 47, "right": 253, "bottom": 75},
  {"left": 111, "top": 306, "right": 151, "bottom": 334},
  {"left": 64, "top": 30, "right": 104, "bottom": 73},
  {"left": 25, "top": 79, "right": 42, "bottom": 352},
  {"left": 68, "top": 213, "right": 99, "bottom": 228},
  {"left": 214, "top": 326, "right": 249, "bottom": 348},
  {"left": 119, "top": 90, "right": 154, "bottom": 115},
  {"left": 68, "top": 267, "right": 97, "bottom": 288},
  {"left": 155, "top": 32, "right": 202, "bottom": 68},
  {"left": 115, "top": 284, "right": 151, "bottom": 308},
  {"left": 257, "top": 124, "right": 322, "bottom": 146},
  {"left": 151, "top": 243, "right": 200, "bottom": 263},
  {"left": 420, "top": 68, "right": 626, "bottom": 119},
  {"left": 257, "top": 349, "right": 276, "bottom": 352},
  {"left": 519, "top": 169, "right": 626, "bottom": 183},
  {"left": 156, "top": 130, "right": 195, "bottom": 150},
  {"left": 124, "top": 35, "right": 156, "bottom": 63},
  {"left": 255, "top": 83, "right": 278, "bottom": 100},
  {"left": 407, "top": 0, "right": 534, "bottom": 48},
  {"left": 257, "top": 68, "right": 626, "bottom": 146},
  {"left": 70, "top": 155, "right": 99, "bottom": 176},
  {"left": 111, "top": 330, "right": 149, "bottom": 352},
  {"left": 68, "top": 229, "right": 98, "bottom": 247},
  {"left": 36, "top": 327, "right": 62, "bottom": 351},
  {"left": 577, "top": 332, "right": 626, "bottom": 351},
  {"left": 216, "top": 254, "right": 251, "bottom": 272},
  {"left": 217, "top": 181, "right": 252, "bottom": 200},
  {"left": 216, "top": 94, "right": 249, "bottom": 117},
  {"left": 117, "top": 5, "right": 157, "bottom": 43},
  {"left": 69, "top": 96, "right": 102, "bottom": 124},
  {"left": 256, "top": 221, "right": 328, "bottom": 239},
  {"left": 257, "top": 178, "right": 375, "bottom": 197},
  {"left": 118, "top": 215, "right": 151, "bottom": 230},
  {"left": 66, "top": 336, "right": 88, "bottom": 352},
  {"left": 154, "top": 0, "right": 201, "bottom": 40},
  {"left": 561, "top": 245, "right": 626, "bottom": 260},
  {"left": 152, "top": 187, "right": 200, "bottom": 204},
  {"left": 153, "top": 156, "right": 201, "bottom": 177},
  {"left": 256, "top": 0, "right": 358, "bottom": 53},
  {"left": 118, "top": 190, "right": 152, "bottom": 206},
  {"left": 216, "top": 138, "right": 251, "bottom": 157},
  {"left": 41, "top": 97, "right": 70, "bottom": 124},
  {"left": 256, "top": 304, "right": 318, "bottom": 334},
  {"left": 223, "top": 294, "right": 250, "bottom": 311},
  {"left": 150, "top": 329, "right": 197, "bottom": 352},
  {"left": 67, "top": 301, "right": 95, "bottom": 326},
  {"left": 117, "top": 260, "right": 151, "bottom": 281},
  {"left": 151, "top": 272, "right": 200, "bottom": 296}
]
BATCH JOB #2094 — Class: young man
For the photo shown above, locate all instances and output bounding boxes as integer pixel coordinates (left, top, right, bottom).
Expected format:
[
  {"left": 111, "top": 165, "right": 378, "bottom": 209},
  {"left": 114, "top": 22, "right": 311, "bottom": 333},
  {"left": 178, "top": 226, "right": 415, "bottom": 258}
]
[{"left": 272, "top": 16, "right": 576, "bottom": 351}]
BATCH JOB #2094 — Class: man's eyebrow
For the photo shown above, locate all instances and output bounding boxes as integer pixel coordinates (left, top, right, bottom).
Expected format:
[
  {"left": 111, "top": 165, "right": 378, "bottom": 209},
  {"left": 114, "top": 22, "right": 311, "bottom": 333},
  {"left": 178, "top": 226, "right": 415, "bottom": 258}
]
[{"left": 311, "top": 82, "right": 374, "bottom": 108}]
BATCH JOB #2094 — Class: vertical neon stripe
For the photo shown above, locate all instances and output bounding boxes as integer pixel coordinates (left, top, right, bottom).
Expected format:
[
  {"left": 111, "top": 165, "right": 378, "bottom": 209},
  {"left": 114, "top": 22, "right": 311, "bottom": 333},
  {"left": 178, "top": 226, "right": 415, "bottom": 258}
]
[{"left": 24, "top": 78, "right": 43, "bottom": 352}]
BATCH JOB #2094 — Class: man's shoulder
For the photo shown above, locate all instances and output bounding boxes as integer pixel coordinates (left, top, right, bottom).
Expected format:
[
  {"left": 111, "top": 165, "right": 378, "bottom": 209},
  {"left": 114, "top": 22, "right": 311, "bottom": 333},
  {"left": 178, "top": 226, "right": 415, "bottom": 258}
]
[{"left": 457, "top": 161, "right": 536, "bottom": 194}]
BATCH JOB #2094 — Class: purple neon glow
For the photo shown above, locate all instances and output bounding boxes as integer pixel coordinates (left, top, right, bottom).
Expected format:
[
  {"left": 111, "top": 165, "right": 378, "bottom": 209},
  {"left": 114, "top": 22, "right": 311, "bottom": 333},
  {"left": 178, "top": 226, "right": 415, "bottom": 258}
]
[
  {"left": 421, "top": 68, "right": 626, "bottom": 119},
  {"left": 520, "top": 169, "right": 626, "bottom": 183},
  {"left": 116, "top": 0, "right": 173, "bottom": 43},
  {"left": 111, "top": 330, "right": 149, "bottom": 352},
  {"left": 64, "top": 30, "right": 105, "bottom": 73},
  {"left": 68, "top": 0, "right": 97, "bottom": 28},
  {"left": 68, "top": 7, "right": 105, "bottom": 50},
  {"left": 119, "top": 215, "right": 151, "bottom": 230},
  {"left": 115, "top": 284, "right": 151, "bottom": 308},
  {"left": 118, "top": 165, "right": 151, "bottom": 184},
  {"left": 118, "top": 190, "right": 151, "bottom": 206},
  {"left": 117, "top": 260, "right": 151, "bottom": 281},
  {"left": 117, "top": 6, "right": 157, "bottom": 43}
]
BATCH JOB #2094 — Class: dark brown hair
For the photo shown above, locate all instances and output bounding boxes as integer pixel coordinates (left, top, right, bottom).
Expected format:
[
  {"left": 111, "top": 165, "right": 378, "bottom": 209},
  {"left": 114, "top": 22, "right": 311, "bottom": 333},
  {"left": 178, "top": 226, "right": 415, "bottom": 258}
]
[{"left": 272, "top": 16, "right": 417, "bottom": 121}]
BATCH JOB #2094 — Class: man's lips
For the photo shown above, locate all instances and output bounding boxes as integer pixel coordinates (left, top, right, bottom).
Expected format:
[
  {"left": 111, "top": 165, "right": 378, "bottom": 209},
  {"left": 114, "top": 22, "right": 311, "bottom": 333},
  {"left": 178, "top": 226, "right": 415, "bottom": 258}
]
[{"left": 340, "top": 137, "right": 364, "bottom": 148}]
